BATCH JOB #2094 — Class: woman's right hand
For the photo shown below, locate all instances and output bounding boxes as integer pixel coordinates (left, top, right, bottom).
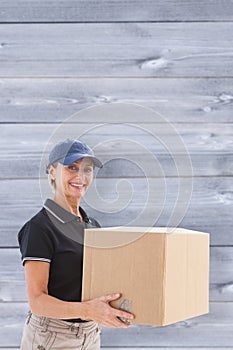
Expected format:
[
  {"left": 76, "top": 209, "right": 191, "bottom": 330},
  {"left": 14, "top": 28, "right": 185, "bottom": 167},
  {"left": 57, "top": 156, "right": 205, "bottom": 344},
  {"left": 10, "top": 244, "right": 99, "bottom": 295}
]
[{"left": 83, "top": 293, "right": 135, "bottom": 328}]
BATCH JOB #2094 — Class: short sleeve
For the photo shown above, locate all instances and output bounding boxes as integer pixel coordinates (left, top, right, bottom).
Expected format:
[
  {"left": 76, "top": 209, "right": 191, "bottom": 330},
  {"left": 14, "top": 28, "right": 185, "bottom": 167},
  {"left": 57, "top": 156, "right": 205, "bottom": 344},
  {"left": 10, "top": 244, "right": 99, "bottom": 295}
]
[{"left": 18, "top": 220, "right": 54, "bottom": 265}]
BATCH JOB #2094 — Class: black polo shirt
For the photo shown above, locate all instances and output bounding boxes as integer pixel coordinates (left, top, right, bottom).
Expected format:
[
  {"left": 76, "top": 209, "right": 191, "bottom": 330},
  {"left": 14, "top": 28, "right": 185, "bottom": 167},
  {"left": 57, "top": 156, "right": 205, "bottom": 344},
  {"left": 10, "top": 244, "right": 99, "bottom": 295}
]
[{"left": 18, "top": 198, "right": 101, "bottom": 323}]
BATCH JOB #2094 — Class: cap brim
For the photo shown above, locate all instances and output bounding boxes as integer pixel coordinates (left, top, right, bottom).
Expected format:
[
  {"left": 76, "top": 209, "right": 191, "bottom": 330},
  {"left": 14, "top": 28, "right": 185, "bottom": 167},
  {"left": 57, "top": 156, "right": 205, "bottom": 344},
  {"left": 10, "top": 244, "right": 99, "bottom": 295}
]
[{"left": 60, "top": 154, "right": 103, "bottom": 168}]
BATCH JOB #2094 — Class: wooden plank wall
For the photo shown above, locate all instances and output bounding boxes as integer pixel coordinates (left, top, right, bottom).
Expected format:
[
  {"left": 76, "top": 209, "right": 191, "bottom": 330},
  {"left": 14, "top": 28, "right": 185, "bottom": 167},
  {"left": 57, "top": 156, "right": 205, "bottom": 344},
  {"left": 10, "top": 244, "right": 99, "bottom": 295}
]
[{"left": 0, "top": 1, "right": 233, "bottom": 349}]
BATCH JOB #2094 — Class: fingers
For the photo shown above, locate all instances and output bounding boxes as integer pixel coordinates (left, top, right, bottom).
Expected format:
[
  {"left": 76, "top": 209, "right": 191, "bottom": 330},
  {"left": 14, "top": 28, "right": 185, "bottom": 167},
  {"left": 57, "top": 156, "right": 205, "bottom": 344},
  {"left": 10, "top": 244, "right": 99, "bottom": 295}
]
[
  {"left": 113, "top": 317, "right": 132, "bottom": 328},
  {"left": 117, "top": 310, "right": 134, "bottom": 323},
  {"left": 100, "top": 293, "right": 135, "bottom": 323},
  {"left": 103, "top": 315, "right": 132, "bottom": 328},
  {"left": 91, "top": 293, "right": 135, "bottom": 328},
  {"left": 110, "top": 307, "right": 134, "bottom": 328},
  {"left": 98, "top": 293, "right": 121, "bottom": 303}
]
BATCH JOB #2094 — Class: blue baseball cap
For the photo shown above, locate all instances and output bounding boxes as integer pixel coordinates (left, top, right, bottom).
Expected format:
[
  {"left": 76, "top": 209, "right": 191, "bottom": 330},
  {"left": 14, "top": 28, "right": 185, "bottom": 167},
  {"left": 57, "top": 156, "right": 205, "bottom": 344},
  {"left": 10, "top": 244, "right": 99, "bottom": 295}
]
[{"left": 46, "top": 139, "right": 103, "bottom": 173}]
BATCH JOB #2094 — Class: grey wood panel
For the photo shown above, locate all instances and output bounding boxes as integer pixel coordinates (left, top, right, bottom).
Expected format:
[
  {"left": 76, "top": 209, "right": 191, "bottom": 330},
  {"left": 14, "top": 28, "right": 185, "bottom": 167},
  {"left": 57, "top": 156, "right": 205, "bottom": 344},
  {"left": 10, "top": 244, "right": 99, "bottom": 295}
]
[
  {"left": 1, "top": 347, "right": 229, "bottom": 350},
  {"left": 0, "top": 123, "right": 232, "bottom": 178},
  {"left": 1, "top": 246, "right": 232, "bottom": 302},
  {"left": 97, "top": 302, "right": 233, "bottom": 347},
  {"left": 0, "top": 177, "right": 232, "bottom": 246},
  {"left": 1, "top": 122, "right": 233, "bottom": 151},
  {"left": 0, "top": 23, "right": 232, "bottom": 77},
  {"left": 0, "top": 302, "right": 232, "bottom": 347},
  {"left": 1, "top": 249, "right": 26, "bottom": 302},
  {"left": 1, "top": 1, "right": 233, "bottom": 22},
  {"left": 0, "top": 78, "right": 232, "bottom": 123},
  {"left": 1, "top": 153, "right": 232, "bottom": 178}
]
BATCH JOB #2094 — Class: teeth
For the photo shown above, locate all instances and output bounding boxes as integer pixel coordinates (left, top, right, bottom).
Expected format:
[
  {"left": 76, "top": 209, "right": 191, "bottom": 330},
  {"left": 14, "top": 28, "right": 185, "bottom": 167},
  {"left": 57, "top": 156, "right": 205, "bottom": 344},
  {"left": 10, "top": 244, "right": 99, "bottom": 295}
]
[{"left": 70, "top": 183, "right": 84, "bottom": 187}]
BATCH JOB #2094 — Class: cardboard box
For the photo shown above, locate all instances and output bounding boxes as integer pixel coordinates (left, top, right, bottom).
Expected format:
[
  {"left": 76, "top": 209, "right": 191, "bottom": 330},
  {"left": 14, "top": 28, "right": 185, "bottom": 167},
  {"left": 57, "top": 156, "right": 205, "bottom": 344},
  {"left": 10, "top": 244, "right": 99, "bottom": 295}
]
[{"left": 82, "top": 227, "right": 209, "bottom": 326}]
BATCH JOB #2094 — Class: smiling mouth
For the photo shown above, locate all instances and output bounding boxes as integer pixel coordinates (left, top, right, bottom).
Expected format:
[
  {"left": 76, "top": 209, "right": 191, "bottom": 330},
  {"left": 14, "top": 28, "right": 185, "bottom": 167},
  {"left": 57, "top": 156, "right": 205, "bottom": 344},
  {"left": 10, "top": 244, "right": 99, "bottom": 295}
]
[{"left": 69, "top": 183, "right": 85, "bottom": 189}]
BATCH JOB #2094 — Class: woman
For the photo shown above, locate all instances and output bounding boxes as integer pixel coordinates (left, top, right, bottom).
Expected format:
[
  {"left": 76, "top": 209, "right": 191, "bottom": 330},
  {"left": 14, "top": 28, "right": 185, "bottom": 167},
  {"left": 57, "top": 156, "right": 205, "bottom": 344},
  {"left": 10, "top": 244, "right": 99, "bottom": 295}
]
[{"left": 18, "top": 139, "right": 134, "bottom": 350}]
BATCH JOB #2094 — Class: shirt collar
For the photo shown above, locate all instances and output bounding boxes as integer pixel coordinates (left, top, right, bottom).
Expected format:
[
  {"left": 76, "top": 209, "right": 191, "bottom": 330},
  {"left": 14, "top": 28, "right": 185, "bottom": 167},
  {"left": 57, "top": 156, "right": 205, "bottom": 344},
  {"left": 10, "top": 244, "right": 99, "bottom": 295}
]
[{"left": 43, "top": 198, "right": 90, "bottom": 224}]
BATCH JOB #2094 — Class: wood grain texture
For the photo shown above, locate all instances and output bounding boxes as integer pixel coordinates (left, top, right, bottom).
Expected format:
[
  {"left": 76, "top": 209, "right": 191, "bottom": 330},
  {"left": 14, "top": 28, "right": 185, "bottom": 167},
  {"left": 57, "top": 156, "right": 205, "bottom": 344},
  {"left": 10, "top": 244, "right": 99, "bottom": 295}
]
[
  {"left": 0, "top": 349, "right": 230, "bottom": 350},
  {"left": 0, "top": 123, "right": 232, "bottom": 178},
  {"left": 0, "top": 0, "right": 232, "bottom": 348},
  {"left": 0, "top": 23, "right": 232, "bottom": 77},
  {"left": 0, "top": 78, "right": 232, "bottom": 123},
  {"left": 1, "top": 246, "right": 232, "bottom": 302},
  {"left": 0, "top": 302, "right": 232, "bottom": 347},
  {"left": 1, "top": 0, "right": 233, "bottom": 22},
  {"left": 98, "top": 304, "right": 233, "bottom": 347},
  {"left": 1, "top": 122, "right": 233, "bottom": 151},
  {"left": 2, "top": 153, "right": 232, "bottom": 178},
  {"left": 0, "top": 177, "right": 232, "bottom": 246}
]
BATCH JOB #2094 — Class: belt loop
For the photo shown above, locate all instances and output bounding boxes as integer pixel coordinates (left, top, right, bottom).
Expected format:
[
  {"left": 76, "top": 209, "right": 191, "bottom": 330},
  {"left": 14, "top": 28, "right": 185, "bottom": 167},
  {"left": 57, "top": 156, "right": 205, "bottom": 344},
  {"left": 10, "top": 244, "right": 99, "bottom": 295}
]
[
  {"left": 40, "top": 316, "right": 45, "bottom": 326},
  {"left": 70, "top": 324, "right": 81, "bottom": 338},
  {"left": 26, "top": 311, "right": 32, "bottom": 325},
  {"left": 76, "top": 325, "right": 83, "bottom": 338},
  {"left": 76, "top": 325, "right": 81, "bottom": 338},
  {"left": 39, "top": 316, "right": 49, "bottom": 332}
]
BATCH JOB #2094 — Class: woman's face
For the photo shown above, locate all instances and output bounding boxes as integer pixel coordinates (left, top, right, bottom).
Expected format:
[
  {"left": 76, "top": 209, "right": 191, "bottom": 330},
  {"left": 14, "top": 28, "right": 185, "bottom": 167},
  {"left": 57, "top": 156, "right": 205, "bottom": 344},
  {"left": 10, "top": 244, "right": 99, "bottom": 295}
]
[{"left": 51, "top": 158, "right": 94, "bottom": 200}]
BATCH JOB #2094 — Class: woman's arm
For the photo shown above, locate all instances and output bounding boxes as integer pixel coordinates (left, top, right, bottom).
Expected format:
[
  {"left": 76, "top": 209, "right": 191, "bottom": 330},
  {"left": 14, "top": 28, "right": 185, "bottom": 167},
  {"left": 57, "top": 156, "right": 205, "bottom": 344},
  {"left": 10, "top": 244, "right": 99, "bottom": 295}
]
[{"left": 25, "top": 260, "right": 134, "bottom": 328}]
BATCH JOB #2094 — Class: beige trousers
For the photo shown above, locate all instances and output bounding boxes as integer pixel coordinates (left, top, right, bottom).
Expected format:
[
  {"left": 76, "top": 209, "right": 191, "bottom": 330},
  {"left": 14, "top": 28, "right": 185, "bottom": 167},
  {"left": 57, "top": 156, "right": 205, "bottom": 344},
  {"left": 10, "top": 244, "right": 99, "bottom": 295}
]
[{"left": 20, "top": 312, "right": 101, "bottom": 350}]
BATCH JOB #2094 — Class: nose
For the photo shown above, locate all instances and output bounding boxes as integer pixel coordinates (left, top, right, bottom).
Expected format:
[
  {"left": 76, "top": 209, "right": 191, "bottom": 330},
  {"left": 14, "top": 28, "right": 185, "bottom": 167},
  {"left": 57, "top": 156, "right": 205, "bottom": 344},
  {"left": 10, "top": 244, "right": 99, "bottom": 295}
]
[
  {"left": 76, "top": 170, "right": 84, "bottom": 178},
  {"left": 75, "top": 169, "right": 86, "bottom": 180}
]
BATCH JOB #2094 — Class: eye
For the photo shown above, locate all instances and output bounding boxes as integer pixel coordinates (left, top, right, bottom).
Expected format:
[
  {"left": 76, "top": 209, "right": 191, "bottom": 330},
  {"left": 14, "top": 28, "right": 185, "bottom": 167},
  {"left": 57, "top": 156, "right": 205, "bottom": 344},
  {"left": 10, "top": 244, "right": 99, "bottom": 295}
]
[
  {"left": 67, "top": 165, "right": 77, "bottom": 171},
  {"left": 84, "top": 167, "right": 93, "bottom": 174}
]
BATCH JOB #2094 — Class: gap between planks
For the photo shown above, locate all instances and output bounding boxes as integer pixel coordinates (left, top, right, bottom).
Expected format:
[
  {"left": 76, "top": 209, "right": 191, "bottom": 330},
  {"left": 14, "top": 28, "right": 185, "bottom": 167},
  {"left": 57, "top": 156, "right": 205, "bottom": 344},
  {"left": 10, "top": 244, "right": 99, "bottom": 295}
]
[{"left": 0, "top": 76, "right": 233, "bottom": 79}]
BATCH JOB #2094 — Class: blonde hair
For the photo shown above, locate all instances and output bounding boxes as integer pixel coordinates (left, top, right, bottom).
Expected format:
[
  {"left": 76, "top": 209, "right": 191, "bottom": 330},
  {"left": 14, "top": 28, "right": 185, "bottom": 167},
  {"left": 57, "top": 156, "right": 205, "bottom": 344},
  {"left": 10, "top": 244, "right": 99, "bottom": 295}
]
[{"left": 47, "top": 162, "right": 58, "bottom": 192}]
